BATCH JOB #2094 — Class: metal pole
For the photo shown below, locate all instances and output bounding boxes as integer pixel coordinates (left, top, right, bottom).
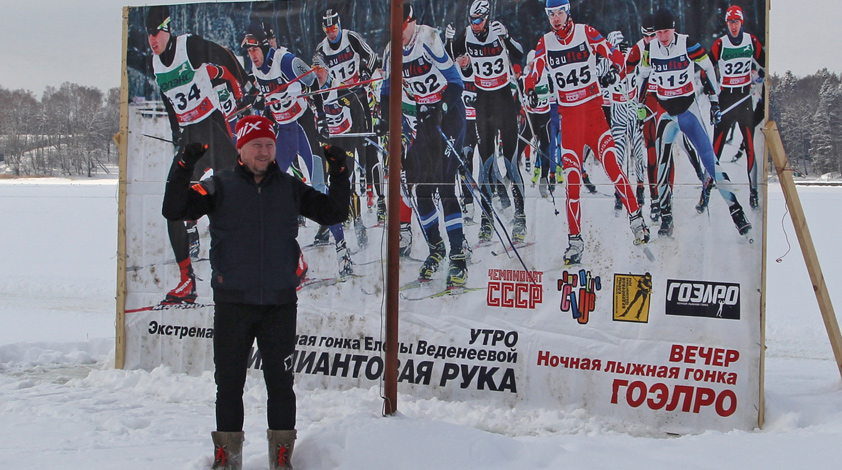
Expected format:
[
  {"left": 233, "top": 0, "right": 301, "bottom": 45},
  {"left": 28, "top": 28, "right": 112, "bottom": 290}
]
[{"left": 383, "top": 0, "right": 403, "bottom": 416}]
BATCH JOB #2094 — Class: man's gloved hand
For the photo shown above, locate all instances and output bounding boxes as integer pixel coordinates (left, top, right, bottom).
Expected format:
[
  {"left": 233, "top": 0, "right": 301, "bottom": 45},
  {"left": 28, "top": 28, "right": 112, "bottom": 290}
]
[
  {"left": 324, "top": 145, "right": 348, "bottom": 175},
  {"left": 490, "top": 21, "right": 508, "bottom": 39},
  {"left": 599, "top": 65, "right": 620, "bottom": 88},
  {"left": 317, "top": 116, "right": 330, "bottom": 141},
  {"left": 445, "top": 23, "right": 456, "bottom": 41},
  {"left": 418, "top": 103, "right": 443, "bottom": 127},
  {"left": 178, "top": 143, "right": 208, "bottom": 169},
  {"left": 634, "top": 102, "right": 648, "bottom": 121},
  {"left": 710, "top": 97, "right": 722, "bottom": 126},
  {"left": 527, "top": 88, "right": 539, "bottom": 109}
]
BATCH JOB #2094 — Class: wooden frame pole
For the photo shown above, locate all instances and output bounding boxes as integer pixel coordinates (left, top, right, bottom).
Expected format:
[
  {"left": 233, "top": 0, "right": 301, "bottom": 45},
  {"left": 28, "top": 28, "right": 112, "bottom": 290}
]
[
  {"left": 114, "top": 7, "right": 130, "bottom": 370},
  {"left": 763, "top": 121, "right": 842, "bottom": 379},
  {"left": 382, "top": 0, "right": 404, "bottom": 416}
]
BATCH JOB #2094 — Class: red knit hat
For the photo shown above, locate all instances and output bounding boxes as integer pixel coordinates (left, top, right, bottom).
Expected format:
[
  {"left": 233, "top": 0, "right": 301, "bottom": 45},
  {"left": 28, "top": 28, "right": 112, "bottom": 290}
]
[
  {"left": 726, "top": 5, "right": 744, "bottom": 23},
  {"left": 235, "top": 115, "right": 276, "bottom": 149}
]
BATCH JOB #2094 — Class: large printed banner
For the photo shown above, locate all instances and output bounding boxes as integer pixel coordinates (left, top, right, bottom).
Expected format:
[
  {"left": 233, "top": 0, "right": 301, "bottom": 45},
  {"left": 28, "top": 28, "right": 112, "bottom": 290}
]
[{"left": 122, "top": 0, "right": 768, "bottom": 432}]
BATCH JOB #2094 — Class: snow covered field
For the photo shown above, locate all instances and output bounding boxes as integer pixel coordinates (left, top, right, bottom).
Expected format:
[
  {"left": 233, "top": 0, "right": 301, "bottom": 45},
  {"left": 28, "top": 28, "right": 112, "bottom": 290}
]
[{"left": 1, "top": 176, "right": 841, "bottom": 469}]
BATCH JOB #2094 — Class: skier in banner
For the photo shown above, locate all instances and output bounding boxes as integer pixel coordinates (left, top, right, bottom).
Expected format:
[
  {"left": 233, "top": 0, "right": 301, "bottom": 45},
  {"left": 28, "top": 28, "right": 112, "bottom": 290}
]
[
  {"left": 313, "top": 8, "right": 383, "bottom": 245},
  {"left": 600, "top": 31, "right": 646, "bottom": 213},
  {"left": 521, "top": 48, "right": 555, "bottom": 199},
  {"left": 146, "top": 6, "right": 250, "bottom": 304},
  {"left": 242, "top": 31, "right": 355, "bottom": 276},
  {"left": 162, "top": 117, "right": 351, "bottom": 470},
  {"left": 448, "top": 0, "right": 528, "bottom": 244},
  {"left": 381, "top": 4, "right": 469, "bottom": 288},
  {"left": 444, "top": 22, "right": 479, "bottom": 223},
  {"left": 638, "top": 9, "right": 751, "bottom": 238},
  {"left": 709, "top": 5, "right": 766, "bottom": 210},
  {"left": 525, "top": 0, "right": 649, "bottom": 265}
]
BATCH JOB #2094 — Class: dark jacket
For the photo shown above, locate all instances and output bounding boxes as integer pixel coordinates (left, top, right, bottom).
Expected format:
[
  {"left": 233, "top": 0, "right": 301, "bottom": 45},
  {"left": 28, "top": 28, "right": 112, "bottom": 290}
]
[{"left": 162, "top": 156, "right": 350, "bottom": 305}]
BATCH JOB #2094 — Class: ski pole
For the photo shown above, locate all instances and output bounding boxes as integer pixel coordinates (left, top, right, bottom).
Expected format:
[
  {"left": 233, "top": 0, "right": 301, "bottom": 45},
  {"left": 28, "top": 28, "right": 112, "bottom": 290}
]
[
  {"left": 437, "top": 127, "right": 537, "bottom": 284},
  {"left": 719, "top": 94, "right": 752, "bottom": 117},
  {"left": 364, "top": 137, "right": 430, "bottom": 245}
]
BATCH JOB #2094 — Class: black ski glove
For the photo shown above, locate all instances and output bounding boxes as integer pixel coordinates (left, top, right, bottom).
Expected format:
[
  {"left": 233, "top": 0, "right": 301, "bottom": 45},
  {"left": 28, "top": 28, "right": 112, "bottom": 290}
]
[
  {"left": 324, "top": 145, "right": 348, "bottom": 176},
  {"left": 599, "top": 65, "right": 620, "bottom": 88},
  {"left": 710, "top": 98, "right": 722, "bottom": 126},
  {"left": 418, "top": 103, "right": 443, "bottom": 127},
  {"left": 177, "top": 143, "right": 208, "bottom": 169}
]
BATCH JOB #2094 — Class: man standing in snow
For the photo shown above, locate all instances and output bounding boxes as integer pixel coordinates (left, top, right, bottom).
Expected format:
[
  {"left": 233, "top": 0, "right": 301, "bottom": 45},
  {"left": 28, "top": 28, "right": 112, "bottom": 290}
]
[{"left": 162, "top": 115, "right": 351, "bottom": 470}]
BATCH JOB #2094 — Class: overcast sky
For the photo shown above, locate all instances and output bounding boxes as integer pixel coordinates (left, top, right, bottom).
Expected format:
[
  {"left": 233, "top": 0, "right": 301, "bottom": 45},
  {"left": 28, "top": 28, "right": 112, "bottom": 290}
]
[{"left": 0, "top": 0, "right": 836, "bottom": 96}]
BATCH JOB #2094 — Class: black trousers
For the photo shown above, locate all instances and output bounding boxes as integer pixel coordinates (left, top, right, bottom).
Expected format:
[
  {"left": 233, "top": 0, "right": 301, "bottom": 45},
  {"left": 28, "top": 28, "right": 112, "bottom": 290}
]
[{"left": 214, "top": 302, "right": 297, "bottom": 432}]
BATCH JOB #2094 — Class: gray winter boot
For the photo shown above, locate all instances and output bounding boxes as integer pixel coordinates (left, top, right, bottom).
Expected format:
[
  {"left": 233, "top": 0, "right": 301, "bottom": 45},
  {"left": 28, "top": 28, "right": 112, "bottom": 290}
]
[
  {"left": 268, "top": 429, "right": 297, "bottom": 470},
  {"left": 211, "top": 431, "right": 244, "bottom": 470}
]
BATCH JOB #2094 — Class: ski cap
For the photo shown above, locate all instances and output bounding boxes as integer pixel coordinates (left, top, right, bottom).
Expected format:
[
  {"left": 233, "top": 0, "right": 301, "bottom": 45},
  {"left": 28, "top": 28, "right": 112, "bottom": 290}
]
[
  {"left": 145, "top": 6, "right": 171, "bottom": 35},
  {"left": 469, "top": 0, "right": 490, "bottom": 24},
  {"left": 323, "top": 9, "right": 341, "bottom": 33},
  {"left": 726, "top": 5, "right": 744, "bottom": 23},
  {"left": 403, "top": 2, "right": 415, "bottom": 29},
  {"left": 545, "top": 0, "right": 571, "bottom": 15},
  {"left": 244, "top": 21, "right": 269, "bottom": 46},
  {"left": 653, "top": 9, "right": 675, "bottom": 31},
  {"left": 235, "top": 115, "right": 276, "bottom": 150},
  {"left": 641, "top": 13, "right": 655, "bottom": 36}
]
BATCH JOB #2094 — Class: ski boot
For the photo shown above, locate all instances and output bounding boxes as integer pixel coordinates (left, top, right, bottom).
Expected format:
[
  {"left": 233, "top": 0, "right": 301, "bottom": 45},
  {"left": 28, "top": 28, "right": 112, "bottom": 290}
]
[
  {"left": 512, "top": 212, "right": 527, "bottom": 244},
  {"left": 749, "top": 188, "right": 759, "bottom": 209},
  {"left": 418, "top": 240, "right": 446, "bottom": 281},
  {"left": 538, "top": 177, "right": 549, "bottom": 198},
  {"left": 298, "top": 215, "right": 306, "bottom": 227},
  {"left": 636, "top": 185, "right": 645, "bottom": 207},
  {"left": 583, "top": 173, "right": 598, "bottom": 194},
  {"left": 649, "top": 200, "right": 660, "bottom": 222},
  {"left": 366, "top": 185, "right": 375, "bottom": 213},
  {"left": 463, "top": 201, "right": 476, "bottom": 224},
  {"left": 531, "top": 165, "right": 540, "bottom": 185},
  {"left": 211, "top": 431, "right": 244, "bottom": 470},
  {"left": 564, "top": 234, "right": 585, "bottom": 265},
  {"left": 399, "top": 222, "right": 413, "bottom": 257},
  {"left": 614, "top": 193, "right": 623, "bottom": 212},
  {"left": 336, "top": 240, "right": 354, "bottom": 277},
  {"left": 548, "top": 172, "right": 557, "bottom": 192},
  {"left": 446, "top": 252, "right": 468, "bottom": 288},
  {"left": 186, "top": 221, "right": 200, "bottom": 259},
  {"left": 165, "top": 263, "right": 196, "bottom": 304},
  {"left": 695, "top": 178, "right": 713, "bottom": 214},
  {"left": 496, "top": 184, "right": 512, "bottom": 209},
  {"left": 629, "top": 210, "right": 650, "bottom": 244},
  {"left": 354, "top": 217, "right": 368, "bottom": 249},
  {"left": 658, "top": 210, "right": 674, "bottom": 237},
  {"left": 313, "top": 225, "right": 331, "bottom": 246},
  {"left": 376, "top": 196, "right": 387, "bottom": 224},
  {"left": 730, "top": 203, "right": 752, "bottom": 236},
  {"left": 477, "top": 213, "right": 494, "bottom": 243}
]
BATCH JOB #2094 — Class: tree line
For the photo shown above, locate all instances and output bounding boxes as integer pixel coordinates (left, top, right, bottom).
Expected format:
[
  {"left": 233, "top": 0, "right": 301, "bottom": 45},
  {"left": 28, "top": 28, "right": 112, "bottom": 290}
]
[
  {"left": 0, "top": 83, "right": 119, "bottom": 177},
  {"left": 769, "top": 69, "right": 842, "bottom": 177},
  {"left": 0, "top": 71, "right": 838, "bottom": 178}
]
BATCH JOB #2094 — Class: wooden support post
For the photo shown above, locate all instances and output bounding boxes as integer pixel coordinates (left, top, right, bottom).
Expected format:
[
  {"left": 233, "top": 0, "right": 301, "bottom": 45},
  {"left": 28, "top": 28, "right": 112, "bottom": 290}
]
[
  {"left": 382, "top": 0, "right": 404, "bottom": 416},
  {"left": 114, "top": 7, "right": 130, "bottom": 370},
  {"left": 763, "top": 121, "right": 842, "bottom": 379}
]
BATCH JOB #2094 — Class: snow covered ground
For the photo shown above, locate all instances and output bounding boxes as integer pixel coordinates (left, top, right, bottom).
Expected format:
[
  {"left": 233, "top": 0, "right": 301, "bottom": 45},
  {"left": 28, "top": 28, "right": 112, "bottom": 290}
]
[{"left": 1, "top": 176, "right": 842, "bottom": 469}]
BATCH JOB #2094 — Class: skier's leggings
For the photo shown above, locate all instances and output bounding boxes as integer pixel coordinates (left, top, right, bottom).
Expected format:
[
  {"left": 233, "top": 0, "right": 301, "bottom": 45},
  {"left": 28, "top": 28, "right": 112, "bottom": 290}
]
[{"left": 214, "top": 302, "right": 297, "bottom": 432}]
